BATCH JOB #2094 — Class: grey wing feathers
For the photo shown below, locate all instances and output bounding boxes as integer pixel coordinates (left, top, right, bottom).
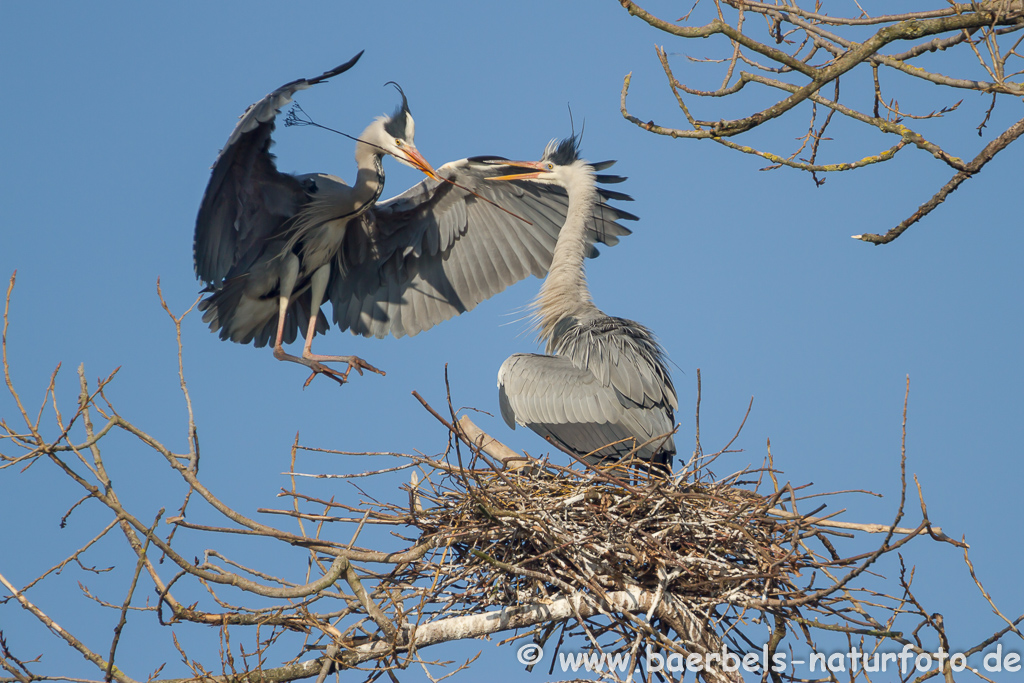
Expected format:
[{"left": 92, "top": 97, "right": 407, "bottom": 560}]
[
  {"left": 555, "top": 316, "right": 678, "bottom": 413},
  {"left": 329, "top": 158, "right": 637, "bottom": 339},
  {"left": 194, "top": 53, "right": 363, "bottom": 285},
  {"left": 497, "top": 354, "right": 675, "bottom": 464}
]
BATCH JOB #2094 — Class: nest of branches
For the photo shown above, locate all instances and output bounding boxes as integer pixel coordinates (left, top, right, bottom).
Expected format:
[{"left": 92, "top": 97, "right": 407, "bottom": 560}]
[
  {"left": 411, "top": 456, "right": 790, "bottom": 615},
  {"left": 307, "top": 386, "right": 951, "bottom": 683}
]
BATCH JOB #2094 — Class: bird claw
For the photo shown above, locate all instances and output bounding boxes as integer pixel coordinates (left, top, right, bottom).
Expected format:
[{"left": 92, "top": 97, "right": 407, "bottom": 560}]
[
  {"left": 346, "top": 357, "right": 385, "bottom": 378},
  {"left": 274, "top": 345, "right": 384, "bottom": 388},
  {"left": 300, "top": 356, "right": 385, "bottom": 388},
  {"left": 302, "top": 362, "right": 348, "bottom": 389}
]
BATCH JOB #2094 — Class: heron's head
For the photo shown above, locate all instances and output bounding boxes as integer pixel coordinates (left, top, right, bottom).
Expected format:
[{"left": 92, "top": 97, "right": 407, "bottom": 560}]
[
  {"left": 486, "top": 135, "right": 590, "bottom": 187},
  {"left": 360, "top": 82, "right": 438, "bottom": 180}
]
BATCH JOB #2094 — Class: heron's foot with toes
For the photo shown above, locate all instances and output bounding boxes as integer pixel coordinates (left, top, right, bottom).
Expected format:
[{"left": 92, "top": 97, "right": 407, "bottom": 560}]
[
  {"left": 302, "top": 361, "right": 349, "bottom": 389},
  {"left": 302, "top": 353, "right": 385, "bottom": 387},
  {"left": 272, "top": 347, "right": 384, "bottom": 388}
]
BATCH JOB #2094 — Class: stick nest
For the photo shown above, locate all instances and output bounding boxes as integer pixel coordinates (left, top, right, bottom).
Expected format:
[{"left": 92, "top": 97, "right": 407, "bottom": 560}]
[{"left": 407, "top": 456, "right": 801, "bottom": 615}]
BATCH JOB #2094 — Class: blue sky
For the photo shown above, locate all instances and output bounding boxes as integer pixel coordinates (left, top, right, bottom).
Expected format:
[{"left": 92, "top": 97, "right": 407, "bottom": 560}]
[{"left": 2, "top": 2, "right": 1021, "bottom": 681}]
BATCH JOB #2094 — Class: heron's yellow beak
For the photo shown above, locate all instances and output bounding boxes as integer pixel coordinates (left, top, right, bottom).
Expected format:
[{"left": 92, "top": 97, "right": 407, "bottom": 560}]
[
  {"left": 401, "top": 145, "right": 440, "bottom": 181},
  {"left": 486, "top": 160, "right": 546, "bottom": 181}
]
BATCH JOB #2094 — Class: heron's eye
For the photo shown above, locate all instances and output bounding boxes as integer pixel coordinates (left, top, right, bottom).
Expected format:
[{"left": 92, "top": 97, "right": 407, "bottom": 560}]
[
  {"left": 395, "top": 139, "right": 404, "bottom": 147},
  {"left": 546, "top": 163, "right": 554, "bottom": 170}
]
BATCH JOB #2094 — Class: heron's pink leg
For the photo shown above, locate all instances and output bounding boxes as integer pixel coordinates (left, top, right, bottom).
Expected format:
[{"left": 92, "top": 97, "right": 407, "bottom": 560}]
[
  {"left": 299, "top": 266, "right": 384, "bottom": 386},
  {"left": 266, "top": 258, "right": 349, "bottom": 387}
]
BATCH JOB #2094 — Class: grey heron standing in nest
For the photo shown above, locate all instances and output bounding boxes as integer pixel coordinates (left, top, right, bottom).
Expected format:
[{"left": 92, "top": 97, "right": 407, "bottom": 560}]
[
  {"left": 195, "top": 54, "right": 637, "bottom": 386},
  {"left": 492, "top": 136, "right": 677, "bottom": 470}
]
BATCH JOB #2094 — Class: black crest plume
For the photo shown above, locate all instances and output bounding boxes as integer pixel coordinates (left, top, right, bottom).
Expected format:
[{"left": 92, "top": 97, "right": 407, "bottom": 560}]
[{"left": 383, "top": 82, "right": 412, "bottom": 138}]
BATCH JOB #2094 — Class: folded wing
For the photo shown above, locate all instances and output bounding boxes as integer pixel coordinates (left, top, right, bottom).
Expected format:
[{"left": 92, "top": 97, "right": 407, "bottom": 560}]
[{"left": 497, "top": 352, "right": 675, "bottom": 465}]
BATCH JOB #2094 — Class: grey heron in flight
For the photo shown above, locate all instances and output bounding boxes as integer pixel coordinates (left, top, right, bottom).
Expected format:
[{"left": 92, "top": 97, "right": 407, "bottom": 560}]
[
  {"left": 195, "top": 54, "right": 637, "bottom": 386},
  {"left": 194, "top": 51, "right": 437, "bottom": 385},
  {"left": 493, "top": 137, "right": 677, "bottom": 470}
]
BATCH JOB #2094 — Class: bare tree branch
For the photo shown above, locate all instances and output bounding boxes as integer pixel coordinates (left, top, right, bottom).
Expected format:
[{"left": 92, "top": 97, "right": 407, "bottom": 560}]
[
  {"left": 1, "top": 278, "right": 1019, "bottom": 683},
  {"left": 617, "top": 0, "right": 1024, "bottom": 244}
]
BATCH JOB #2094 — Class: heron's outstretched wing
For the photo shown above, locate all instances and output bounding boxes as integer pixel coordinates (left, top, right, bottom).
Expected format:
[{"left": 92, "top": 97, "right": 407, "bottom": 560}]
[
  {"left": 497, "top": 353, "right": 675, "bottom": 464},
  {"left": 555, "top": 315, "right": 678, "bottom": 413},
  {"left": 329, "top": 157, "right": 637, "bottom": 338},
  {"left": 194, "top": 52, "right": 363, "bottom": 284}
]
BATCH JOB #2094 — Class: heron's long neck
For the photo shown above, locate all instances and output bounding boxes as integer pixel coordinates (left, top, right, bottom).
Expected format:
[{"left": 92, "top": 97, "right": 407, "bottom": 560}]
[
  {"left": 351, "top": 141, "right": 386, "bottom": 213},
  {"left": 533, "top": 166, "right": 600, "bottom": 350},
  {"left": 287, "top": 141, "right": 384, "bottom": 269}
]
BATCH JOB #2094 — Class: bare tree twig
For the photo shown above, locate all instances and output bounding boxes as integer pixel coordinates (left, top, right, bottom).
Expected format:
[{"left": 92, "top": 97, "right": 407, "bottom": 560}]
[{"left": 617, "top": 1, "right": 1024, "bottom": 244}]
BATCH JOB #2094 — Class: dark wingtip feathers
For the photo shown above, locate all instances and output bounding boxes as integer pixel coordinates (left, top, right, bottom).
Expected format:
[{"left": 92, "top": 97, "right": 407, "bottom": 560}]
[
  {"left": 598, "top": 188, "right": 634, "bottom": 203},
  {"left": 308, "top": 50, "right": 365, "bottom": 85}
]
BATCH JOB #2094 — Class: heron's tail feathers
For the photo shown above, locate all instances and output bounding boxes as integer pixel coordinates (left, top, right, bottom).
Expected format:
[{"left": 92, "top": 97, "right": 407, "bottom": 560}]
[{"left": 198, "top": 277, "right": 328, "bottom": 348}]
